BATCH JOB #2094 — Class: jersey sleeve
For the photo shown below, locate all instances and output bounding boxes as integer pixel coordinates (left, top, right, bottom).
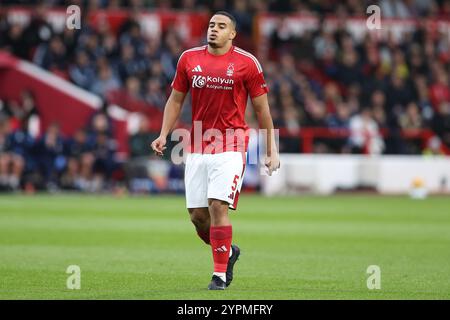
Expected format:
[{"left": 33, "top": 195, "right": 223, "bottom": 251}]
[
  {"left": 245, "top": 58, "right": 269, "bottom": 99},
  {"left": 171, "top": 53, "right": 189, "bottom": 93}
]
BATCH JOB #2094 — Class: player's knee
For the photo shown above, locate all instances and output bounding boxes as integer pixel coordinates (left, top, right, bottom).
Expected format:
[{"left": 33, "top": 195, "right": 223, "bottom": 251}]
[
  {"left": 208, "top": 199, "right": 228, "bottom": 218},
  {"left": 188, "top": 208, "right": 209, "bottom": 227}
]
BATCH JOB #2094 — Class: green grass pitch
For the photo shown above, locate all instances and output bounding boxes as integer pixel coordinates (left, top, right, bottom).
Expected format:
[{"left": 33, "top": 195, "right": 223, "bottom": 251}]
[{"left": 0, "top": 194, "right": 449, "bottom": 299}]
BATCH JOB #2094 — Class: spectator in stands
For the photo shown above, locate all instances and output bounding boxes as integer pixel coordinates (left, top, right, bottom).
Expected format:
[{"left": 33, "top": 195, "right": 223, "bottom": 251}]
[
  {"left": 106, "top": 76, "right": 150, "bottom": 113},
  {"left": 117, "top": 43, "right": 142, "bottom": 81},
  {"left": 380, "top": 0, "right": 412, "bottom": 18},
  {"left": 230, "top": 0, "right": 253, "bottom": 34},
  {"left": 129, "top": 115, "right": 158, "bottom": 159},
  {"left": 414, "top": 76, "right": 434, "bottom": 122},
  {"left": 279, "top": 102, "right": 302, "bottom": 153},
  {"left": 0, "top": 116, "right": 26, "bottom": 190},
  {"left": 90, "top": 63, "right": 121, "bottom": 98},
  {"left": 1, "top": 120, "right": 34, "bottom": 190},
  {"left": 423, "top": 136, "right": 446, "bottom": 156},
  {"left": 119, "top": 21, "right": 146, "bottom": 57},
  {"left": 88, "top": 112, "right": 113, "bottom": 141},
  {"left": 432, "top": 102, "right": 450, "bottom": 148},
  {"left": 429, "top": 68, "right": 450, "bottom": 111},
  {"left": 33, "top": 122, "right": 65, "bottom": 190},
  {"left": 3, "top": 91, "right": 41, "bottom": 139},
  {"left": 145, "top": 78, "right": 165, "bottom": 111},
  {"left": 79, "top": 32, "right": 103, "bottom": 63},
  {"left": 370, "top": 90, "right": 388, "bottom": 129},
  {"left": 125, "top": 76, "right": 143, "bottom": 101},
  {"left": 33, "top": 36, "right": 68, "bottom": 74},
  {"left": 22, "top": 5, "right": 53, "bottom": 53},
  {"left": 386, "top": 73, "right": 415, "bottom": 118},
  {"left": 336, "top": 42, "right": 362, "bottom": 87},
  {"left": 314, "top": 30, "right": 338, "bottom": 62},
  {"left": 399, "top": 102, "right": 423, "bottom": 129},
  {"left": 101, "top": 32, "right": 120, "bottom": 61},
  {"left": 323, "top": 82, "right": 342, "bottom": 114},
  {"left": 149, "top": 59, "right": 171, "bottom": 87},
  {"left": 160, "top": 30, "right": 182, "bottom": 81},
  {"left": 326, "top": 102, "right": 351, "bottom": 129},
  {"left": 126, "top": 114, "right": 159, "bottom": 180},
  {"left": 69, "top": 50, "right": 96, "bottom": 90},
  {"left": 305, "top": 93, "right": 328, "bottom": 128},
  {"left": 20, "top": 90, "right": 41, "bottom": 139},
  {"left": 2, "top": 23, "right": 28, "bottom": 59},
  {"left": 92, "top": 132, "right": 117, "bottom": 191},
  {"left": 61, "top": 25, "right": 78, "bottom": 60},
  {"left": 326, "top": 102, "right": 352, "bottom": 153},
  {"left": 141, "top": 38, "right": 162, "bottom": 69},
  {"left": 349, "top": 107, "right": 385, "bottom": 154},
  {"left": 61, "top": 129, "right": 94, "bottom": 191}
]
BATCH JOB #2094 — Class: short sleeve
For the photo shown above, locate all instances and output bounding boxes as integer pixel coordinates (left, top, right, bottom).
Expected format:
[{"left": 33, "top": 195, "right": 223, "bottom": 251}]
[
  {"left": 171, "top": 53, "right": 189, "bottom": 93},
  {"left": 245, "top": 59, "right": 269, "bottom": 99}
]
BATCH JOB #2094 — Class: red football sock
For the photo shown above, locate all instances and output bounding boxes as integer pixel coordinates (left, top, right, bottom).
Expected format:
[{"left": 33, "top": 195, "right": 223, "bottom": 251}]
[
  {"left": 210, "top": 225, "right": 232, "bottom": 273},
  {"left": 197, "top": 229, "right": 210, "bottom": 245}
]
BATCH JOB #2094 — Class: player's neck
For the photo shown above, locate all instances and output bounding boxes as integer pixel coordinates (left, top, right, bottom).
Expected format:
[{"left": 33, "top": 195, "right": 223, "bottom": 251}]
[{"left": 207, "top": 43, "right": 233, "bottom": 56}]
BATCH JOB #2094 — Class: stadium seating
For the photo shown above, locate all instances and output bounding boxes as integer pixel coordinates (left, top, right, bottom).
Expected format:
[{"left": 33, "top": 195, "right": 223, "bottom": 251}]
[{"left": 1, "top": 0, "right": 450, "bottom": 192}]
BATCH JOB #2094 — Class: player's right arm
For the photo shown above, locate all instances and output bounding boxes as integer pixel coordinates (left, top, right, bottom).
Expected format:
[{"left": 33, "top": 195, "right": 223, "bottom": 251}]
[
  {"left": 151, "top": 51, "right": 190, "bottom": 156},
  {"left": 151, "top": 89, "right": 187, "bottom": 156}
]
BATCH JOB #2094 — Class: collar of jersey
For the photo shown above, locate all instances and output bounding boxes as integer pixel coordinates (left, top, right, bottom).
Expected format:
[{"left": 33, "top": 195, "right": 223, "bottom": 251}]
[{"left": 205, "top": 45, "right": 235, "bottom": 57}]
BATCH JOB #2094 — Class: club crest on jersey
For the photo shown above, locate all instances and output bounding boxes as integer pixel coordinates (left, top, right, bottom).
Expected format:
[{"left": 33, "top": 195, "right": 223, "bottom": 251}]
[
  {"left": 226, "top": 63, "right": 234, "bottom": 77},
  {"left": 192, "top": 75, "right": 206, "bottom": 88}
]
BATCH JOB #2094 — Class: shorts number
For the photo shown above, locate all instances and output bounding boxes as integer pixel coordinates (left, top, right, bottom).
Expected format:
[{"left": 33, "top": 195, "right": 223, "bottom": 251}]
[{"left": 231, "top": 175, "right": 239, "bottom": 191}]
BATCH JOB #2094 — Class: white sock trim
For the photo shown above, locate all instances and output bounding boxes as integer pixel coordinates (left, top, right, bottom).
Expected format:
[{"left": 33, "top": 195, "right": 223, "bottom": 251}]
[{"left": 213, "top": 272, "right": 226, "bottom": 283}]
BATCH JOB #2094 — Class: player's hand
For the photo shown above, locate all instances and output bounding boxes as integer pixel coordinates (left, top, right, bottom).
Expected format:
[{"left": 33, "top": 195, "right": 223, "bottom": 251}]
[
  {"left": 264, "top": 152, "right": 280, "bottom": 176},
  {"left": 151, "top": 136, "right": 167, "bottom": 156}
]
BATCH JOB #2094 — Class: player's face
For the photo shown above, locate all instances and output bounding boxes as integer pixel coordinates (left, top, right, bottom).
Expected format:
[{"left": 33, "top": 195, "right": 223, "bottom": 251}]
[{"left": 207, "top": 15, "right": 236, "bottom": 48}]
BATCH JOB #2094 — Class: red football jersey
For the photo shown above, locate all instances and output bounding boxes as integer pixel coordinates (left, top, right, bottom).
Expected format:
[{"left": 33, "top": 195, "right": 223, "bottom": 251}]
[{"left": 171, "top": 45, "right": 269, "bottom": 153}]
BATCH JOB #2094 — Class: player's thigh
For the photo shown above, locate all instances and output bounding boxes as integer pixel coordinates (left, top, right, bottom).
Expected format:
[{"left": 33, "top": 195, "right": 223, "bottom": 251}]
[
  {"left": 185, "top": 153, "right": 208, "bottom": 208},
  {"left": 206, "top": 152, "right": 245, "bottom": 206}
]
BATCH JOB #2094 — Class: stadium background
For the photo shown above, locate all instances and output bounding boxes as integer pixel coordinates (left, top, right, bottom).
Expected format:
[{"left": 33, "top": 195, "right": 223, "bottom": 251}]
[{"left": 0, "top": 0, "right": 449, "bottom": 300}]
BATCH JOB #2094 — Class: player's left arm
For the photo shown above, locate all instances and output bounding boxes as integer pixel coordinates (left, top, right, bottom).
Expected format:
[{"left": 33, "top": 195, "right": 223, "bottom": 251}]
[{"left": 251, "top": 93, "right": 280, "bottom": 176}]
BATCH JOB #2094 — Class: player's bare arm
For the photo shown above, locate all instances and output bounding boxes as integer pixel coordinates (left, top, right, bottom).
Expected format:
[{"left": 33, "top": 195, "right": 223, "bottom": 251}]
[
  {"left": 151, "top": 89, "right": 186, "bottom": 156},
  {"left": 251, "top": 93, "right": 280, "bottom": 176}
]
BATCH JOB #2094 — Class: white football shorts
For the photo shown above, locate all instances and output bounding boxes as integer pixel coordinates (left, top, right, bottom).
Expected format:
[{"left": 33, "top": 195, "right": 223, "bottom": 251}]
[{"left": 185, "top": 151, "right": 246, "bottom": 210}]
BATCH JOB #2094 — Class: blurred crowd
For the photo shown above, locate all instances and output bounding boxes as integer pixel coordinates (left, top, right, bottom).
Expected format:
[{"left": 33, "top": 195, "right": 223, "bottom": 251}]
[
  {"left": 266, "top": 22, "right": 450, "bottom": 154},
  {"left": 2, "top": 0, "right": 450, "bottom": 17},
  {"left": 1, "top": 0, "right": 450, "bottom": 191},
  {"left": 0, "top": 98, "right": 123, "bottom": 192}
]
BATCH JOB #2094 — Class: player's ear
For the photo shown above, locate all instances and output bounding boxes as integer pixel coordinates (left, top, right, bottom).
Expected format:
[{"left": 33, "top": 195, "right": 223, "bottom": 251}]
[{"left": 229, "top": 29, "right": 236, "bottom": 40}]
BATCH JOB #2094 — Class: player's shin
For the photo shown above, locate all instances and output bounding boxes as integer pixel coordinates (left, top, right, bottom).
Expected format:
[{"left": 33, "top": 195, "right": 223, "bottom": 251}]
[{"left": 210, "top": 225, "right": 232, "bottom": 282}]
